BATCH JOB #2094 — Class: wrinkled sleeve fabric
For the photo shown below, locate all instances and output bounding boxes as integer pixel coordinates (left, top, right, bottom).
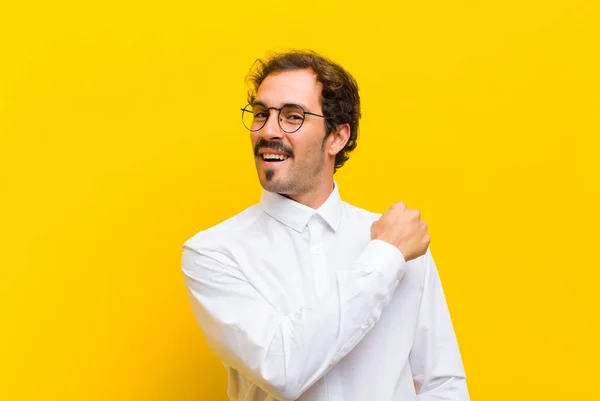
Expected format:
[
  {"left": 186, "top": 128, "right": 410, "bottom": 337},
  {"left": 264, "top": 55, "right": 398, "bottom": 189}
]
[
  {"left": 182, "top": 239, "right": 406, "bottom": 401},
  {"left": 409, "top": 249, "right": 470, "bottom": 400}
]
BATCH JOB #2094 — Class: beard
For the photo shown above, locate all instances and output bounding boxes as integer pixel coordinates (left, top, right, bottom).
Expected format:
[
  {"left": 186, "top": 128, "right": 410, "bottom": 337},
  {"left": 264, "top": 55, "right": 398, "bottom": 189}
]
[{"left": 257, "top": 136, "right": 327, "bottom": 196}]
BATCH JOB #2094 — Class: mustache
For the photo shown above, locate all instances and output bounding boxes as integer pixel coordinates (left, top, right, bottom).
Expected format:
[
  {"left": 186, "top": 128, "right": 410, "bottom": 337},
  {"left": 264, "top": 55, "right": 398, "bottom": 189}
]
[{"left": 254, "top": 139, "right": 294, "bottom": 157}]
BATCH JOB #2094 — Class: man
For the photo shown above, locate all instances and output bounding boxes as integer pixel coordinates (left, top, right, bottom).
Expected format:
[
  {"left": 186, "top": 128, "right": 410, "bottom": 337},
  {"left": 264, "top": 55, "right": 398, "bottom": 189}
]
[{"left": 181, "top": 50, "right": 469, "bottom": 401}]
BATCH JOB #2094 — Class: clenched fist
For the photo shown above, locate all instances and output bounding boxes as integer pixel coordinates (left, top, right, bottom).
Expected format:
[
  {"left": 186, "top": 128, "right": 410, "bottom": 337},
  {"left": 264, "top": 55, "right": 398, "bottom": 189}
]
[{"left": 371, "top": 202, "right": 430, "bottom": 262}]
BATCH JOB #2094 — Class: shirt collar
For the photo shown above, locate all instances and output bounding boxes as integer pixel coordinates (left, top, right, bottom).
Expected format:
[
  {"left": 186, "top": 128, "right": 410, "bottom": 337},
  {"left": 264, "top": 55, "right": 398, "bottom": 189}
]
[{"left": 259, "top": 182, "right": 343, "bottom": 233}]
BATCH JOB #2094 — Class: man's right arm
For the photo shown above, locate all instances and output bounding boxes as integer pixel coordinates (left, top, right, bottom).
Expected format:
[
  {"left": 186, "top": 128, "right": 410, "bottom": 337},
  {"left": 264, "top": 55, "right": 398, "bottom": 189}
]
[
  {"left": 182, "top": 238, "right": 404, "bottom": 401},
  {"left": 182, "top": 201, "right": 429, "bottom": 401}
]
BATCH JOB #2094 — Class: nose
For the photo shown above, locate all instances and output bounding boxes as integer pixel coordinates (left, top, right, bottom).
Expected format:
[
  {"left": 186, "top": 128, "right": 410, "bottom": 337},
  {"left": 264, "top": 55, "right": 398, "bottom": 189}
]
[{"left": 260, "top": 109, "right": 284, "bottom": 141}]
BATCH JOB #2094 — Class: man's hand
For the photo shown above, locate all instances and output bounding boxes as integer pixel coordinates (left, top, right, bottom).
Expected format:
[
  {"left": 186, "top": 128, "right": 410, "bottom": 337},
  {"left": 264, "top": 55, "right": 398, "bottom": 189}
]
[{"left": 371, "top": 202, "right": 430, "bottom": 261}]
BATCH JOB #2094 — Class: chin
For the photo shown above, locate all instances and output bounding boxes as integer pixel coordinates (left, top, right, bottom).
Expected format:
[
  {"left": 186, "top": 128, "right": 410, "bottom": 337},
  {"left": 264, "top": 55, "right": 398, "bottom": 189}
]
[{"left": 258, "top": 171, "right": 292, "bottom": 194}]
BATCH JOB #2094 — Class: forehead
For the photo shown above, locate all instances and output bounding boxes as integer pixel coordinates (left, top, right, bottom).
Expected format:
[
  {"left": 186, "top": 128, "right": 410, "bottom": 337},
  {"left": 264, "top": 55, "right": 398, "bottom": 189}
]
[{"left": 255, "top": 69, "right": 322, "bottom": 110}]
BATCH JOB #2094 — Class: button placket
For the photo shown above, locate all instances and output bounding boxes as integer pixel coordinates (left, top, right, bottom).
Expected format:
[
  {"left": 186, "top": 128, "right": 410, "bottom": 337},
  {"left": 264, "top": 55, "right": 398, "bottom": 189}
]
[{"left": 308, "top": 216, "right": 327, "bottom": 297}]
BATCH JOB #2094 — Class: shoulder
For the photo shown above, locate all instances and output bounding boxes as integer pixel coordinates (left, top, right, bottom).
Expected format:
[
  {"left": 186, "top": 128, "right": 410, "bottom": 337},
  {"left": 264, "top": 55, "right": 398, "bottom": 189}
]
[
  {"left": 183, "top": 204, "right": 262, "bottom": 253},
  {"left": 341, "top": 200, "right": 382, "bottom": 225}
]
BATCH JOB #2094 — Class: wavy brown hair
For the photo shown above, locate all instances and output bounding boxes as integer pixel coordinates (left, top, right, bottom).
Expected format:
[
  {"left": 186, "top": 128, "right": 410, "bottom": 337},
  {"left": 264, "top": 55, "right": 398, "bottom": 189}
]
[{"left": 246, "top": 50, "right": 361, "bottom": 172}]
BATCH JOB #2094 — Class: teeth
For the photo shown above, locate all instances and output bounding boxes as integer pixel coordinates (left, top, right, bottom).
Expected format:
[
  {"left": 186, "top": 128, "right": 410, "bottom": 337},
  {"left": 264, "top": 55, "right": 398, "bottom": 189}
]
[{"left": 262, "top": 153, "right": 289, "bottom": 161}]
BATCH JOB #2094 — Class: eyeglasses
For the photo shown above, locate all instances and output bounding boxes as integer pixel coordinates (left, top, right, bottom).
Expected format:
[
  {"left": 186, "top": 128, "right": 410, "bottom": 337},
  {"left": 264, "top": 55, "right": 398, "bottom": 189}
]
[{"left": 241, "top": 103, "right": 327, "bottom": 134}]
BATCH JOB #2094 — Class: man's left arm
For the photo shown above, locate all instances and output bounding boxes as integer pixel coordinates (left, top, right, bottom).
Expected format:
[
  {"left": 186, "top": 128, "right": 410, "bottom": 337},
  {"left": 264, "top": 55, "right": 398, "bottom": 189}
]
[{"left": 409, "top": 247, "right": 470, "bottom": 400}]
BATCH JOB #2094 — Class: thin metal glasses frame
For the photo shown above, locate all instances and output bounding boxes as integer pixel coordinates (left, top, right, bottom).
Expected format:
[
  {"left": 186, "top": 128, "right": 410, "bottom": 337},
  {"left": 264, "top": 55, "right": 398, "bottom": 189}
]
[{"left": 240, "top": 103, "right": 327, "bottom": 134}]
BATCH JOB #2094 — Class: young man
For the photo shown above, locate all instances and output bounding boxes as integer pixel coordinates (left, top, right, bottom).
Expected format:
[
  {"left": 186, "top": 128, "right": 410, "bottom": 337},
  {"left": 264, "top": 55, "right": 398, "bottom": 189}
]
[{"left": 182, "top": 51, "right": 469, "bottom": 401}]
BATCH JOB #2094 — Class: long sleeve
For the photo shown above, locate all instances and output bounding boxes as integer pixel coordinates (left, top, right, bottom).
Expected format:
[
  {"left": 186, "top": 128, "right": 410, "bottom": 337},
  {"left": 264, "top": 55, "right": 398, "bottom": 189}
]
[
  {"left": 181, "top": 239, "right": 406, "bottom": 401},
  {"left": 409, "top": 248, "right": 470, "bottom": 400}
]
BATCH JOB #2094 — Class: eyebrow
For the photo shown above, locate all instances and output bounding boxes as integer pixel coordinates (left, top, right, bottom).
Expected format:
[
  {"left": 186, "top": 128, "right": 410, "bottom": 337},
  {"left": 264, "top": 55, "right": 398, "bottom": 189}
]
[{"left": 252, "top": 100, "right": 313, "bottom": 111}]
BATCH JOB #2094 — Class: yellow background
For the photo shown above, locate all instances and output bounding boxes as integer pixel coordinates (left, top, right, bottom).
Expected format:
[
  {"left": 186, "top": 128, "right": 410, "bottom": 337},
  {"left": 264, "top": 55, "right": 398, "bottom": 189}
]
[{"left": 1, "top": 0, "right": 598, "bottom": 400}]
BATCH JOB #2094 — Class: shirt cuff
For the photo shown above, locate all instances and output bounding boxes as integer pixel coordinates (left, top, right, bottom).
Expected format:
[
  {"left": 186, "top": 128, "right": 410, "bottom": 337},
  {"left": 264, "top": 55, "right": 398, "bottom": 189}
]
[{"left": 354, "top": 239, "right": 406, "bottom": 283}]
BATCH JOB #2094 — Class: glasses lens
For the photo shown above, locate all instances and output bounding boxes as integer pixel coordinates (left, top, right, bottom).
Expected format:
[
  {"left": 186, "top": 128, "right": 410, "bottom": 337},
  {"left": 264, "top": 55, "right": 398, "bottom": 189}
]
[
  {"left": 242, "top": 105, "right": 267, "bottom": 131},
  {"left": 279, "top": 105, "right": 305, "bottom": 133}
]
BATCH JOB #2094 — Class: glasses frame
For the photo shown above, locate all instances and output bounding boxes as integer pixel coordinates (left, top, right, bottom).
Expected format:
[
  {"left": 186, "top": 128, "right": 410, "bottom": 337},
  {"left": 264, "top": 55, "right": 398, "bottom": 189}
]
[{"left": 241, "top": 103, "right": 327, "bottom": 134}]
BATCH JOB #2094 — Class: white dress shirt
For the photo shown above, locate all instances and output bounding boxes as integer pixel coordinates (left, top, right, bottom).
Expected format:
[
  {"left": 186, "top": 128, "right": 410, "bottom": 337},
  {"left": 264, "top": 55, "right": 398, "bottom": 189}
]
[{"left": 182, "top": 183, "right": 469, "bottom": 401}]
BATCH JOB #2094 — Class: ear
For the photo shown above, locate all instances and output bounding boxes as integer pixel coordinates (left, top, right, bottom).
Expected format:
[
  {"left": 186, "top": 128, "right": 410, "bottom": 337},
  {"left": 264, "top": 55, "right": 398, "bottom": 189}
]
[{"left": 328, "top": 123, "right": 351, "bottom": 156}]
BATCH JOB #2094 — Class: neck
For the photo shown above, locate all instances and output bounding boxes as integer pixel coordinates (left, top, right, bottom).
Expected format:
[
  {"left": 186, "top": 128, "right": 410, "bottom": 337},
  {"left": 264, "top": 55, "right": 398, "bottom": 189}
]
[{"left": 283, "top": 176, "right": 335, "bottom": 209}]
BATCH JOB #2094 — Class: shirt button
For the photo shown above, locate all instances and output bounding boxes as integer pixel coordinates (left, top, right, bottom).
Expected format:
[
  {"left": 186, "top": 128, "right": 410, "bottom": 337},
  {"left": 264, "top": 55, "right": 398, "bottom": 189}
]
[{"left": 315, "top": 246, "right": 321, "bottom": 255}]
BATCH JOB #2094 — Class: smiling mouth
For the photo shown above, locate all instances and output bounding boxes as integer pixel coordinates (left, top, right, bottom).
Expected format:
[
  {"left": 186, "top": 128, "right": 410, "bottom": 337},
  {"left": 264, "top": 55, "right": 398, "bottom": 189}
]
[{"left": 261, "top": 153, "right": 290, "bottom": 162}]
